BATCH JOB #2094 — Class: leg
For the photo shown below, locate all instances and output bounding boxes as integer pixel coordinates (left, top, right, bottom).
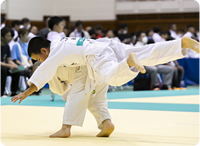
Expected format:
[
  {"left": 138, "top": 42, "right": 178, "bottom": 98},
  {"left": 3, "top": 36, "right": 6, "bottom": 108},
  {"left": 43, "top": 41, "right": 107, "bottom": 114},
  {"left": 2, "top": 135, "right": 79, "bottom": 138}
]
[
  {"left": 145, "top": 66, "right": 159, "bottom": 89},
  {"left": 87, "top": 83, "right": 114, "bottom": 137},
  {"left": 157, "top": 65, "right": 174, "bottom": 89},
  {"left": 49, "top": 66, "right": 91, "bottom": 138},
  {"left": 8, "top": 72, "right": 20, "bottom": 96},
  {"left": 1, "top": 66, "right": 8, "bottom": 96}
]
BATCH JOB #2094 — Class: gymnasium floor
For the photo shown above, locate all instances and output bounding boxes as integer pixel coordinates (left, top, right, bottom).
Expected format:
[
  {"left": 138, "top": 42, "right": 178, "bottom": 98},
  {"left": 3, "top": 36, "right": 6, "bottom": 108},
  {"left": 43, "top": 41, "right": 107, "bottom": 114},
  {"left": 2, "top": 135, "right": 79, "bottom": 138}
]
[{"left": 1, "top": 86, "right": 199, "bottom": 146}]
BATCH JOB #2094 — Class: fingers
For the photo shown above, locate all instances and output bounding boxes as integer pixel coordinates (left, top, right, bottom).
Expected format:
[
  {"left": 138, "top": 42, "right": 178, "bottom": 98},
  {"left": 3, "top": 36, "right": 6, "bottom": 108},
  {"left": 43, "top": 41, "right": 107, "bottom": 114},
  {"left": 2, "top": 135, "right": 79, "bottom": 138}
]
[{"left": 11, "top": 96, "right": 20, "bottom": 103}]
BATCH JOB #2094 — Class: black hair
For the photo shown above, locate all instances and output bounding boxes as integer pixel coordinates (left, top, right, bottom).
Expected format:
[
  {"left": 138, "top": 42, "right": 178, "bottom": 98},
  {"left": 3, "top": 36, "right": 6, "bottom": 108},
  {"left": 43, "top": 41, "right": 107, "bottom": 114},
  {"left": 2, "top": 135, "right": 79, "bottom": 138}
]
[
  {"left": 166, "top": 37, "right": 175, "bottom": 41},
  {"left": 119, "top": 23, "right": 128, "bottom": 29},
  {"left": 10, "top": 29, "right": 14, "bottom": 38},
  {"left": 136, "top": 31, "right": 143, "bottom": 41},
  {"left": 1, "top": 16, "right": 5, "bottom": 24},
  {"left": 95, "top": 25, "right": 102, "bottom": 31},
  {"left": 187, "top": 25, "right": 195, "bottom": 29},
  {"left": 21, "top": 18, "right": 30, "bottom": 24},
  {"left": 160, "top": 31, "right": 169, "bottom": 36},
  {"left": 153, "top": 26, "right": 161, "bottom": 33},
  {"left": 147, "top": 39, "right": 155, "bottom": 44},
  {"left": 48, "top": 16, "right": 63, "bottom": 30},
  {"left": 12, "top": 20, "right": 21, "bottom": 27},
  {"left": 178, "top": 29, "right": 185, "bottom": 33},
  {"left": 1, "top": 27, "right": 12, "bottom": 38},
  {"left": 75, "top": 20, "right": 83, "bottom": 27},
  {"left": 146, "top": 29, "right": 153, "bottom": 36},
  {"left": 88, "top": 29, "right": 95, "bottom": 36},
  {"left": 28, "top": 37, "right": 51, "bottom": 57}
]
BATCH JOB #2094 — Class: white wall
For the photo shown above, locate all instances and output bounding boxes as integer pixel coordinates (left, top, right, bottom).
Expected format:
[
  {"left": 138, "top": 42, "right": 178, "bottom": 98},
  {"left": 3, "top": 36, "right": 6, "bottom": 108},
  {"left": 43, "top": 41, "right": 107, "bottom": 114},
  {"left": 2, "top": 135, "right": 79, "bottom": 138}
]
[
  {"left": 1, "top": 0, "right": 199, "bottom": 21},
  {"left": 3, "top": 0, "right": 116, "bottom": 21},
  {"left": 116, "top": 0, "right": 199, "bottom": 14}
]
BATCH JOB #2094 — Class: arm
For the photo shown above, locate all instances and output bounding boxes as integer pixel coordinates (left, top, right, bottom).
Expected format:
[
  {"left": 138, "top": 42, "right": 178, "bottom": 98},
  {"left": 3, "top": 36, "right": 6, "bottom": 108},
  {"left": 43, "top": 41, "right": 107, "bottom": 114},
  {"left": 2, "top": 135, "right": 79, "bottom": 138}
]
[
  {"left": 7, "top": 57, "right": 18, "bottom": 68},
  {"left": 28, "top": 59, "right": 33, "bottom": 66},
  {"left": 11, "top": 83, "right": 37, "bottom": 104}
]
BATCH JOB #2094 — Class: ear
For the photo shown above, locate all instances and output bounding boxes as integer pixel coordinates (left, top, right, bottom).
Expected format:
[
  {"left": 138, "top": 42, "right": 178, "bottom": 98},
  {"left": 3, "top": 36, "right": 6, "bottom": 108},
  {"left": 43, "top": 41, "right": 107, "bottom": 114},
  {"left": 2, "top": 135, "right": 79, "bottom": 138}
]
[{"left": 40, "top": 48, "right": 47, "bottom": 54}]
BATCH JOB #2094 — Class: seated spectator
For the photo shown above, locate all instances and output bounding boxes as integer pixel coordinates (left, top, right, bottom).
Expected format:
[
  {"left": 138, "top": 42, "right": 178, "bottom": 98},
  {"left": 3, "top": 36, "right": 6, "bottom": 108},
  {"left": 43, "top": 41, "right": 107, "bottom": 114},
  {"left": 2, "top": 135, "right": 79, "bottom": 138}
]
[
  {"left": 146, "top": 29, "right": 154, "bottom": 40},
  {"left": 88, "top": 29, "right": 96, "bottom": 39},
  {"left": 38, "top": 17, "right": 50, "bottom": 39},
  {"left": 69, "top": 20, "right": 90, "bottom": 39},
  {"left": 11, "top": 28, "right": 33, "bottom": 69},
  {"left": 20, "top": 18, "right": 31, "bottom": 30},
  {"left": 47, "top": 16, "right": 65, "bottom": 42},
  {"left": 1, "top": 27, "right": 20, "bottom": 96},
  {"left": 94, "top": 25, "right": 103, "bottom": 39},
  {"left": 105, "top": 29, "right": 120, "bottom": 42},
  {"left": 28, "top": 26, "right": 38, "bottom": 40},
  {"left": 0, "top": 16, "right": 6, "bottom": 30},
  {"left": 134, "top": 31, "right": 148, "bottom": 47},
  {"left": 160, "top": 31, "right": 170, "bottom": 41},
  {"left": 85, "top": 26, "right": 92, "bottom": 32},
  {"left": 9, "top": 20, "right": 21, "bottom": 51},
  {"left": 177, "top": 29, "right": 185, "bottom": 38},
  {"left": 116, "top": 23, "right": 130, "bottom": 44},
  {"left": 183, "top": 25, "right": 199, "bottom": 58},
  {"left": 169, "top": 23, "right": 178, "bottom": 39},
  {"left": 152, "top": 26, "right": 162, "bottom": 42}
]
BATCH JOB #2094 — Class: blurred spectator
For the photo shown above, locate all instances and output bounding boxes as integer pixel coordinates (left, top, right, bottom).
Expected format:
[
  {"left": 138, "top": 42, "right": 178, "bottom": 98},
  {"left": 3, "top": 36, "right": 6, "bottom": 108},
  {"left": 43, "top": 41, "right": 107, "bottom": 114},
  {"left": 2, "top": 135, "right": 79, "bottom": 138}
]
[
  {"left": 194, "top": 27, "right": 199, "bottom": 41},
  {"left": 1, "top": 27, "right": 20, "bottom": 96},
  {"left": 169, "top": 23, "right": 178, "bottom": 39},
  {"left": 94, "top": 25, "right": 103, "bottom": 39},
  {"left": 146, "top": 29, "right": 154, "bottom": 40},
  {"left": 47, "top": 16, "right": 65, "bottom": 42},
  {"left": 183, "top": 25, "right": 199, "bottom": 58},
  {"left": 152, "top": 26, "right": 162, "bottom": 42},
  {"left": 166, "top": 37, "right": 184, "bottom": 89},
  {"left": 85, "top": 26, "right": 92, "bottom": 32},
  {"left": 38, "top": 17, "right": 50, "bottom": 39},
  {"left": 160, "top": 31, "right": 170, "bottom": 41},
  {"left": 28, "top": 26, "right": 38, "bottom": 40},
  {"left": 135, "top": 31, "right": 148, "bottom": 46},
  {"left": 20, "top": 18, "right": 31, "bottom": 30},
  {"left": 11, "top": 28, "right": 33, "bottom": 68},
  {"left": 105, "top": 29, "right": 120, "bottom": 42},
  {"left": 117, "top": 23, "right": 130, "bottom": 44},
  {"left": 9, "top": 20, "right": 21, "bottom": 51},
  {"left": 1, "top": 16, "right": 6, "bottom": 30},
  {"left": 88, "top": 29, "right": 96, "bottom": 39},
  {"left": 69, "top": 20, "right": 90, "bottom": 39},
  {"left": 63, "top": 27, "right": 68, "bottom": 37},
  {"left": 177, "top": 29, "right": 185, "bottom": 38}
]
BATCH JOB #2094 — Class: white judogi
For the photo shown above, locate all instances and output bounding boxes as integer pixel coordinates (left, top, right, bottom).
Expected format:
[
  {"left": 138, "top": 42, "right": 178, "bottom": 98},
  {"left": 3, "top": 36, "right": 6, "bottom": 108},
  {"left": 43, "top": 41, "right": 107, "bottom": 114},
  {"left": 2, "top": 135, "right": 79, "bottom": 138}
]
[
  {"left": 28, "top": 37, "right": 187, "bottom": 128},
  {"left": 47, "top": 31, "right": 65, "bottom": 42}
]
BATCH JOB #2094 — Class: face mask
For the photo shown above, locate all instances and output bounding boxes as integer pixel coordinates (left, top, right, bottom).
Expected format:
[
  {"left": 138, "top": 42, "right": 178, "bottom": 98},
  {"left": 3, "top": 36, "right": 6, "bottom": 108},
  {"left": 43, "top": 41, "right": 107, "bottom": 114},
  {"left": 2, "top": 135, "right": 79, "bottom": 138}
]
[
  {"left": 142, "top": 36, "right": 148, "bottom": 44},
  {"left": 123, "top": 30, "right": 127, "bottom": 34},
  {"left": 26, "top": 24, "right": 31, "bottom": 30}
]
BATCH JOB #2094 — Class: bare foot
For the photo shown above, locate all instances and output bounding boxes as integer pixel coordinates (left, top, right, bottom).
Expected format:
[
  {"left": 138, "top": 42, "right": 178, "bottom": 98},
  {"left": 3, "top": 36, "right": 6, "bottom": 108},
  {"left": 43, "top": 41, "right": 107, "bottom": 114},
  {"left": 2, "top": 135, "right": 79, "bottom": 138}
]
[
  {"left": 96, "top": 119, "right": 115, "bottom": 137},
  {"left": 182, "top": 36, "right": 200, "bottom": 53},
  {"left": 127, "top": 52, "right": 146, "bottom": 74},
  {"left": 49, "top": 124, "right": 71, "bottom": 138}
]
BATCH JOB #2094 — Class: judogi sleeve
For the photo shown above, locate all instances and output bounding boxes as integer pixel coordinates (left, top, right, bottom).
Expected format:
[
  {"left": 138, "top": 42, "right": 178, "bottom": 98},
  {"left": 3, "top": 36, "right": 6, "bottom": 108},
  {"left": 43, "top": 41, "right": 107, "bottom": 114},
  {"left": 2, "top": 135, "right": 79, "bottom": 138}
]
[{"left": 28, "top": 40, "right": 85, "bottom": 91}]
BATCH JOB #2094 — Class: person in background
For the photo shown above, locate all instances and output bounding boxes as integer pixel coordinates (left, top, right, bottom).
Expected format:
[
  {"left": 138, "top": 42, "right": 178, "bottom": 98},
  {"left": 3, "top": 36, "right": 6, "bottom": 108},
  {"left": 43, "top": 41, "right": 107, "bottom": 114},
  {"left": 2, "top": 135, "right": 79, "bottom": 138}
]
[
  {"left": 146, "top": 29, "right": 154, "bottom": 40},
  {"left": 117, "top": 23, "right": 130, "bottom": 44},
  {"left": 69, "top": 20, "right": 90, "bottom": 39},
  {"left": 9, "top": 20, "right": 21, "bottom": 51},
  {"left": 94, "top": 25, "right": 103, "bottom": 39},
  {"left": 11, "top": 28, "right": 33, "bottom": 68},
  {"left": 1, "top": 27, "right": 20, "bottom": 96},
  {"left": 47, "top": 16, "right": 65, "bottom": 42},
  {"left": 38, "top": 17, "right": 50, "bottom": 39},
  {"left": 134, "top": 31, "right": 148, "bottom": 47},
  {"left": 85, "top": 26, "right": 92, "bottom": 32},
  {"left": 183, "top": 25, "right": 199, "bottom": 58},
  {"left": 160, "top": 31, "right": 170, "bottom": 41},
  {"left": 152, "top": 26, "right": 162, "bottom": 42},
  {"left": 20, "top": 18, "right": 31, "bottom": 30},
  {"left": 105, "top": 29, "right": 120, "bottom": 42},
  {"left": 88, "top": 29, "right": 96, "bottom": 39},
  {"left": 28, "top": 26, "right": 38, "bottom": 40},
  {"left": 177, "top": 29, "right": 185, "bottom": 38},
  {"left": 63, "top": 27, "right": 68, "bottom": 37},
  {"left": 0, "top": 16, "right": 6, "bottom": 30},
  {"left": 169, "top": 23, "right": 178, "bottom": 39}
]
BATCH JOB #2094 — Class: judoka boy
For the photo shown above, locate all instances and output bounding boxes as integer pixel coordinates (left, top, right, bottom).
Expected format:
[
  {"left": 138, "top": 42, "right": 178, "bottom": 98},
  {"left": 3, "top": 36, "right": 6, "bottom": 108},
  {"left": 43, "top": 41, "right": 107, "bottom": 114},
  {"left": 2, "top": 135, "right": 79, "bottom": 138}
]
[{"left": 11, "top": 36, "right": 199, "bottom": 138}]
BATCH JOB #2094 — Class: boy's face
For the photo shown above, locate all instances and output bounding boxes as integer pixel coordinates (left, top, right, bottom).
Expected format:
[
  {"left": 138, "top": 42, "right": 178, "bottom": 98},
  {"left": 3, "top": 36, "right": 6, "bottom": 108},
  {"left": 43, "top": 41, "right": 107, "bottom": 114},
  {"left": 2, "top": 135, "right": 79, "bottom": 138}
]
[
  {"left": 1, "top": 32, "right": 12, "bottom": 44},
  {"left": 31, "top": 48, "right": 49, "bottom": 63}
]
